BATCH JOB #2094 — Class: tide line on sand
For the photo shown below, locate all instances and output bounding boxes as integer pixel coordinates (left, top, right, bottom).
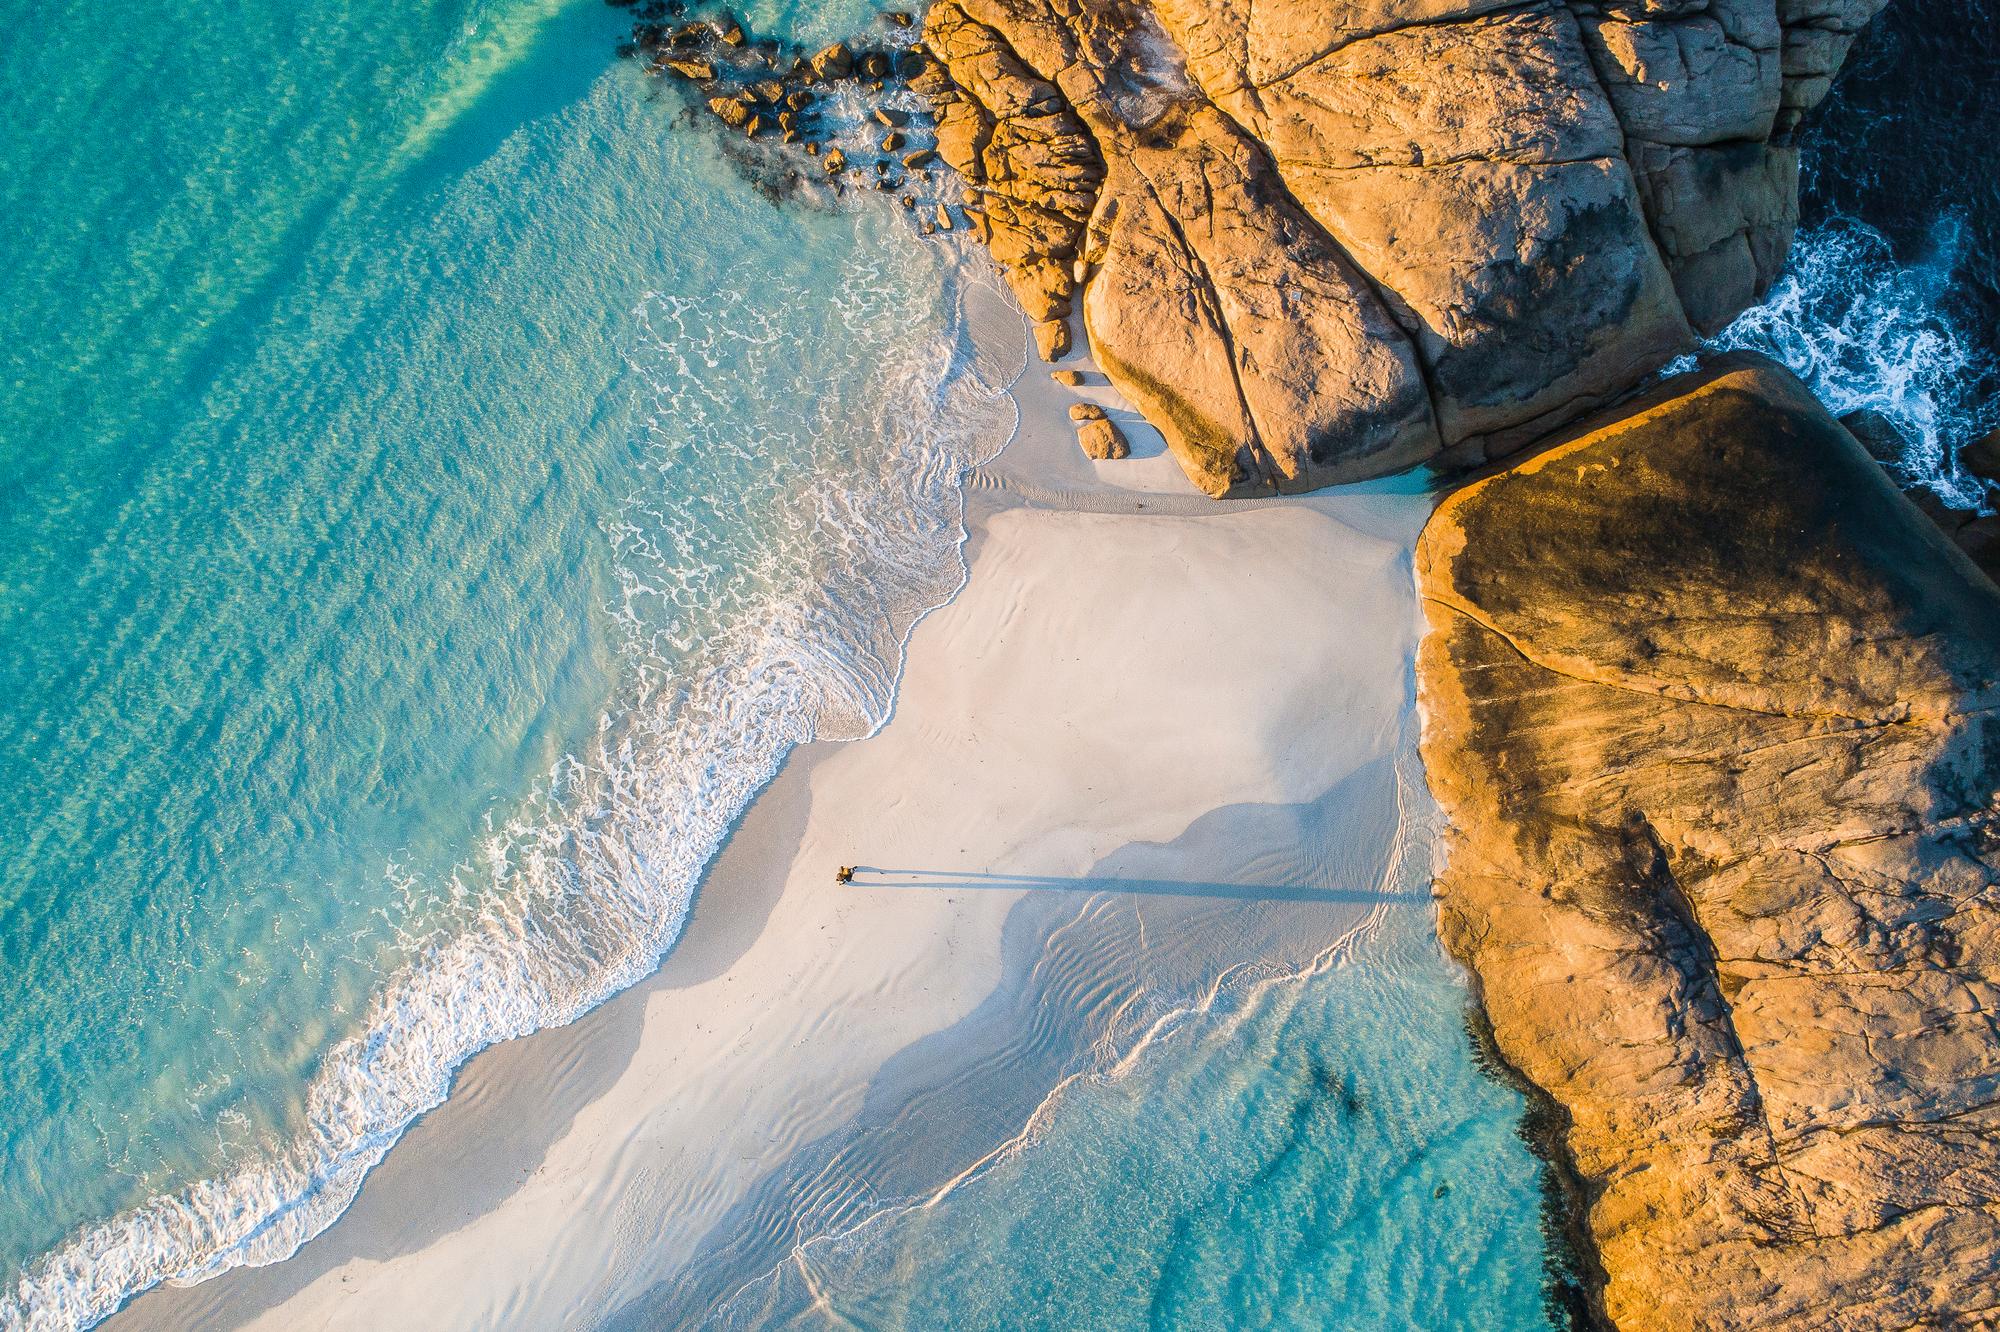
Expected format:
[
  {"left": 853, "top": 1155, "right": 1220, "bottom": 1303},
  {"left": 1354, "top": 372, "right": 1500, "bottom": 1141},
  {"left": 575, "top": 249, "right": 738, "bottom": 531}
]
[{"left": 113, "top": 294, "right": 1438, "bottom": 1332}]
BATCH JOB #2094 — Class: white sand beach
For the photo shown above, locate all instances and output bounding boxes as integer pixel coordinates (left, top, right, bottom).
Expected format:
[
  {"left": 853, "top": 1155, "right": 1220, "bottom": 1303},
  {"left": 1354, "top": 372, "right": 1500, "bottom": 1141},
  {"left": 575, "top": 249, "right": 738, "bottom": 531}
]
[{"left": 115, "top": 290, "right": 1436, "bottom": 1332}]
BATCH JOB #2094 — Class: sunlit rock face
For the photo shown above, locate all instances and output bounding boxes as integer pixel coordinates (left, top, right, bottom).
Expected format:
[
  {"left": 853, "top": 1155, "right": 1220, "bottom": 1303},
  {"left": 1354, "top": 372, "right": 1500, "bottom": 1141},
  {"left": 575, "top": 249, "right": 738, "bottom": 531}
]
[
  {"left": 1419, "top": 355, "right": 2000, "bottom": 1332},
  {"left": 920, "top": 0, "right": 1886, "bottom": 495}
]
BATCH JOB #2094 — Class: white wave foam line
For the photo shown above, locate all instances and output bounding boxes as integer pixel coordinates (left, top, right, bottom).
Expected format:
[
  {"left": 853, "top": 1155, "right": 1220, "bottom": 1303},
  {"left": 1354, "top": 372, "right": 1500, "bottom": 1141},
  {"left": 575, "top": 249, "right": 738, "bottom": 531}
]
[
  {"left": 1709, "top": 215, "right": 1996, "bottom": 509},
  {"left": 0, "top": 233, "right": 1016, "bottom": 1332}
]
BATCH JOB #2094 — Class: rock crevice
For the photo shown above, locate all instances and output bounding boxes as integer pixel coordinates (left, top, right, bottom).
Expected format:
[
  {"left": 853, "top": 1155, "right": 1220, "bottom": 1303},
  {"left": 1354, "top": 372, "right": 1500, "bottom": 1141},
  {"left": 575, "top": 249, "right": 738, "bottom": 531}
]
[
  {"left": 915, "top": 0, "right": 1884, "bottom": 494},
  {"left": 1419, "top": 358, "right": 2000, "bottom": 1331}
]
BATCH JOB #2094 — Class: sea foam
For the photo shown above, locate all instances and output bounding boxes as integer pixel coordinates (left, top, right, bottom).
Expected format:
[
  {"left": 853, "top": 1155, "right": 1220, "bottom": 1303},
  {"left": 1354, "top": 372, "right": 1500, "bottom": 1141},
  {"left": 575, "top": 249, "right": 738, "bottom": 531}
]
[
  {"left": 0, "top": 235, "right": 1017, "bottom": 1332},
  {"left": 1709, "top": 216, "right": 1996, "bottom": 508}
]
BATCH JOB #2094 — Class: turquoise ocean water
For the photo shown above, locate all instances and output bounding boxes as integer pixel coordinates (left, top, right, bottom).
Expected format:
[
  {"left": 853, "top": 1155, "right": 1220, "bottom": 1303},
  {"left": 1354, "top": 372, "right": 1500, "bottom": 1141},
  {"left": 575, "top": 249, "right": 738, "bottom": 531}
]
[
  {"left": 712, "top": 913, "right": 1564, "bottom": 1332},
  {"left": 22, "top": 0, "right": 1987, "bottom": 1328},
  {"left": 2, "top": 0, "right": 1018, "bottom": 1323}
]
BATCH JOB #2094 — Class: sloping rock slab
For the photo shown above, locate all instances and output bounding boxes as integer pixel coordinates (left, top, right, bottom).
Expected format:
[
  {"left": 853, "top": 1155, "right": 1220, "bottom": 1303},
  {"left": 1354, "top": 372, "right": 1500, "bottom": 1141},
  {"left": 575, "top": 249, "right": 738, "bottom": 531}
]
[{"left": 1418, "top": 356, "right": 2000, "bottom": 1331}]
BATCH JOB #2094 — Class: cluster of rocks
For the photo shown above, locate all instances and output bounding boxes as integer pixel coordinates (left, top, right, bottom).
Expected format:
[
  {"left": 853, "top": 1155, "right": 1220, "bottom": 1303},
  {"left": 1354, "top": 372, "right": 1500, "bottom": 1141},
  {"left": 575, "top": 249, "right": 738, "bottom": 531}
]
[
  {"left": 620, "top": 0, "right": 1900, "bottom": 498},
  {"left": 1842, "top": 408, "right": 2000, "bottom": 577},
  {"left": 1067, "top": 401, "right": 1129, "bottom": 460},
  {"left": 618, "top": 0, "right": 1142, "bottom": 463},
  {"left": 903, "top": 0, "right": 1888, "bottom": 497},
  {"left": 1419, "top": 356, "right": 2000, "bottom": 1331},
  {"left": 616, "top": 1, "right": 966, "bottom": 229}
]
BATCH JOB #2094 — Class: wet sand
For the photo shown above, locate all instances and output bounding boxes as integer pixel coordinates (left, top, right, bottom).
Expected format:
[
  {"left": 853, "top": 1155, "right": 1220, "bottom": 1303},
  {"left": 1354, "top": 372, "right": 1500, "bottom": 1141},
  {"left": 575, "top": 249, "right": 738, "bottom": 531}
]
[{"left": 115, "top": 294, "right": 1436, "bottom": 1332}]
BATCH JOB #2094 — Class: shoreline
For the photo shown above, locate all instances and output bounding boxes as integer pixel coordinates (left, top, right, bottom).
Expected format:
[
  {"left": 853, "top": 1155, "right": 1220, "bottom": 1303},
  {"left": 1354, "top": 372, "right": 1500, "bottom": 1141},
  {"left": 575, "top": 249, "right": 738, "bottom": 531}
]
[{"left": 115, "top": 281, "right": 1452, "bottom": 1332}]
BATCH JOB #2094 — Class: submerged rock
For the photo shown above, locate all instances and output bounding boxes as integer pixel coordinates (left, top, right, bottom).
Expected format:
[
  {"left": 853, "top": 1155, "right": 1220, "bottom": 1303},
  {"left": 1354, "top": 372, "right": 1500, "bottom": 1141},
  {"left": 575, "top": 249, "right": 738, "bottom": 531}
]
[
  {"left": 1966, "top": 427, "right": 2000, "bottom": 488},
  {"left": 1419, "top": 355, "right": 2000, "bottom": 1332},
  {"left": 1840, "top": 407, "right": 1912, "bottom": 465}
]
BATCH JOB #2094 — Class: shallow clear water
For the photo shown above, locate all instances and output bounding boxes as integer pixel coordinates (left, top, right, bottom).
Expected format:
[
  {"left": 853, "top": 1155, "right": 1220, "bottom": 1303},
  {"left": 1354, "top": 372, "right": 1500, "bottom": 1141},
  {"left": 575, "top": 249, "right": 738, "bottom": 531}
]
[
  {"left": 2, "top": 0, "right": 1010, "bottom": 1324},
  {"left": 704, "top": 906, "right": 1566, "bottom": 1332}
]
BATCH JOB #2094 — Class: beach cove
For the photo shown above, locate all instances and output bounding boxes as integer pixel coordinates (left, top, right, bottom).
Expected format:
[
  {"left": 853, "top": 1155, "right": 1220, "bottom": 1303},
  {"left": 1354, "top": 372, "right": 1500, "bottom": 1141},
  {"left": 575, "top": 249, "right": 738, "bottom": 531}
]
[
  {"left": 113, "top": 289, "right": 1566, "bottom": 1331},
  {"left": 12, "top": 0, "right": 2000, "bottom": 1324}
]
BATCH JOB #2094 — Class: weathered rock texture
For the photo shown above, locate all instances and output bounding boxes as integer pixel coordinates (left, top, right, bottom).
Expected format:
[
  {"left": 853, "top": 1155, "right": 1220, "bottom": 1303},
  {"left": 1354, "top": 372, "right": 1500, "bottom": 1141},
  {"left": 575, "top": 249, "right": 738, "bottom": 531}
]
[
  {"left": 1419, "top": 356, "right": 2000, "bottom": 1331},
  {"left": 919, "top": 0, "right": 1884, "bottom": 495}
]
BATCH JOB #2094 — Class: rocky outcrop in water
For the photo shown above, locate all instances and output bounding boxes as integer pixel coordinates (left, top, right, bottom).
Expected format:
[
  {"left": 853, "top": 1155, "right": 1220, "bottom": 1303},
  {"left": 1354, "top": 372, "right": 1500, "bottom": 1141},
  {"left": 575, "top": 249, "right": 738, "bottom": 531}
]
[
  {"left": 1418, "top": 356, "right": 2000, "bottom": 1331},
  {"left": 916, "top": 0, "right": 1885, "bottom": 495}
]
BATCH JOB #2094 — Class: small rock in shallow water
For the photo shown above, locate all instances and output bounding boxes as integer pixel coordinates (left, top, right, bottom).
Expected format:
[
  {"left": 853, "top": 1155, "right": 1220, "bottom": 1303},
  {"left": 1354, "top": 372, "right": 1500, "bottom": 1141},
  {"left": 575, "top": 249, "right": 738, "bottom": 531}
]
[
  {"left": 1076, "top": 418, "right": 1130, "bottom": 461},
  {"left": 809, "top": 42, "right": 852, "bottom": 80},
  {"left": 881, "top": 131, "right": 904, "bottom": 152},
  {"left": 823, "top": 148, "right": 847, "bottom": 173},
  {"left": 664, "top": 57, "right": 715, "bottom": 80},
  {"left": 707, "top": 97, "right": 751, "bottom": 129},
  {"left": 885, "top": 10, "right": 913, "bottom": 25},
  {"left": 1963, "top": 428, "right": 2000, "bottom": 487},
  {"left": 901, "top": 148, "right": 935, "bottom": 170},
  {"left": 934, "top": 204, "right": 952, "bottom": 231},
  {"left": 900, "top": 194, "right": 915, "bottom": 209}
]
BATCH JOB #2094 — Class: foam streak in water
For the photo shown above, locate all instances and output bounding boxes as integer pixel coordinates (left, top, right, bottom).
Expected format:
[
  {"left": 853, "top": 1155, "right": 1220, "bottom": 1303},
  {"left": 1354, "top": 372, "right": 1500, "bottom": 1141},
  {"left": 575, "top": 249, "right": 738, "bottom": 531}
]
[
  {"left": 1710, "top": 217, "right": 1996, "bottom": 507},
  {"left": 0, "top": 239, "right": 1015, "bottom": 1332}
]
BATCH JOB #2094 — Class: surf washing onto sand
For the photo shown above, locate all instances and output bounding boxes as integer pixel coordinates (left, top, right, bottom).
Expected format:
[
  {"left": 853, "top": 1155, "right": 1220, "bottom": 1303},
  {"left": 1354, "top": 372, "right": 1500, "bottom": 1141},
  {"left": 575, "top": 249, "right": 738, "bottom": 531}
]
[
  {"left": 0, "top": 0, "right": 1015, "bottom": 1324},
  {"left": 657, "top": 738, "right": 1575, "bottom": 1332},
  {"left": 7, "top": 0, "right": 1998, "bottom": 1327}
]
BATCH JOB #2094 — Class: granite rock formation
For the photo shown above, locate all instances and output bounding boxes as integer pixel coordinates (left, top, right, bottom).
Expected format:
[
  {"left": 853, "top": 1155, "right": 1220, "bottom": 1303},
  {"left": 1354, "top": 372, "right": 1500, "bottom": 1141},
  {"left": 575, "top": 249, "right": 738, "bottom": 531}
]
[
  {"left": 1418, "top": 356, "right": 2000, "bottom": 1331},
  {"left": 919, "top": 0, "right": 1885, "bottom": 495}
]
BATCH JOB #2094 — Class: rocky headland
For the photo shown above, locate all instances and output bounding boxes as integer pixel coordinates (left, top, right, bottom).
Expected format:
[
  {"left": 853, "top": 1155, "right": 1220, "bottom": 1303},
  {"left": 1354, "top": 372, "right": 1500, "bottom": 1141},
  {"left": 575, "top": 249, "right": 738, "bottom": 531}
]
[
  {"left": 1421, "top": 357, "right": 2000, "bottom": 1329},
  {"left": 913, "top": 0, "right": 1889, "bottom": 494},
  {"left": 633, "top": 1, "right": 2000, "bottom": 1327}
]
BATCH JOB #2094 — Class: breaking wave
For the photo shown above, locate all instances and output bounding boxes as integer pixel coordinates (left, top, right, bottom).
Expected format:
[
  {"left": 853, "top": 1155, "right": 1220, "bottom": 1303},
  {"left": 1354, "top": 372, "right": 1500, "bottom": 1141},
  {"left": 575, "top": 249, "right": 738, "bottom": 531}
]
[{"left": 1710, "top": 216, "right": 1997, "bottom": 508}]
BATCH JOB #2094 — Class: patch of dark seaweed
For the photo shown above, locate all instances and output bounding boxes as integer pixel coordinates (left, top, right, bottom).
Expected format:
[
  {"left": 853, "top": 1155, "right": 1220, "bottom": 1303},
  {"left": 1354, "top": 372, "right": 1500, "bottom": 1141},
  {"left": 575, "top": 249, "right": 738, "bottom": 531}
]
[{"left": 1460, "top": 993, "right": 1613, "bottom": 1332}]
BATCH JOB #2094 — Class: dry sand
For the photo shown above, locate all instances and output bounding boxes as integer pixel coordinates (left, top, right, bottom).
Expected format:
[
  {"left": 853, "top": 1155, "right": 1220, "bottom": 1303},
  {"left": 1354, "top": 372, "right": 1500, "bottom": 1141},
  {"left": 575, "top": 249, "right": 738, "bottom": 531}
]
[{"left": 115, "top": 287, "right": 1436, "bottom": 1331}]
